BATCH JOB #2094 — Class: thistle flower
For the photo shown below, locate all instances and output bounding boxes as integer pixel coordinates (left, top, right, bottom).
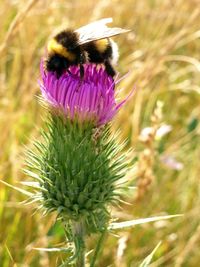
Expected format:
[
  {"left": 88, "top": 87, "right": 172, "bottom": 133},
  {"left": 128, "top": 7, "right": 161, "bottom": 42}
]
[
  {"left": 34, "top": 62, "right": 129, "bottom": 221},
  {"left": 27, "top": 62, "right": 131, "bottom": 265},
  {"left": 40, "top": 63, "right": 126, "bottom": 126}
]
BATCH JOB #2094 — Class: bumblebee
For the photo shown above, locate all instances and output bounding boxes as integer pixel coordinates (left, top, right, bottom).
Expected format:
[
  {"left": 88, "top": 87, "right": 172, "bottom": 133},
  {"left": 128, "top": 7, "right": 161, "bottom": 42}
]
[{"left": 46, "top": 18, "right": 129, "bottom": 78}]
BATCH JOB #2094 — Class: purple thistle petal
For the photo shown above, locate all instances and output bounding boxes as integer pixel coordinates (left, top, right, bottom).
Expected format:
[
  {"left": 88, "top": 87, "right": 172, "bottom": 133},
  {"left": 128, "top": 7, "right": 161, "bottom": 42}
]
[{"left": 39, "top": 60, "right": 133, "bottom": 126}]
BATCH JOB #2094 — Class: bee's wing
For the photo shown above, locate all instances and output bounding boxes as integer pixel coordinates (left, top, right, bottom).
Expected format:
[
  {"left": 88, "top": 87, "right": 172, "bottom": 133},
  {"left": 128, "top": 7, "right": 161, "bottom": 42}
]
[
  {"left": 76, "top": 18, "right": 113, "bottom": 32},
  {"left": 75, "top": 18, "right": 130, "bottom": 45}
]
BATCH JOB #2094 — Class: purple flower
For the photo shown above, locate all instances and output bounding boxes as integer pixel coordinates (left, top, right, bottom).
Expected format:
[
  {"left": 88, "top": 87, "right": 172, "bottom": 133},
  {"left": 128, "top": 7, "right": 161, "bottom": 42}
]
[{"left": 40, "top": 62, "right": 130, "bottom": 126}]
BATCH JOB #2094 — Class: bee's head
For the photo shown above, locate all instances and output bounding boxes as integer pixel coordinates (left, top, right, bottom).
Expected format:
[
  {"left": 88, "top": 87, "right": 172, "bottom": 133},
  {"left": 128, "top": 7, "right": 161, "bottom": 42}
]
[
  {"left": 46, "top": 54, "right": 68, "bottom": 77},
  {"left": 55, "top": 30, "right": 79, "bottom": 51}
]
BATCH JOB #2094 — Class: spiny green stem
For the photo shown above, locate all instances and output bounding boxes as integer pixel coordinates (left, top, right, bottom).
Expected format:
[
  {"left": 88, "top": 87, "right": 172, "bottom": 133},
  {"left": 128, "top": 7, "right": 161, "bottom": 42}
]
[
  {"left": 73, "top": 221, "right": 86, "bottom": 267},
  {"left": 77, "top": 243, "right": 85, "bottom": 267},
  {"left": 90, "top": 229, "right": 107, "bottom": 267}
]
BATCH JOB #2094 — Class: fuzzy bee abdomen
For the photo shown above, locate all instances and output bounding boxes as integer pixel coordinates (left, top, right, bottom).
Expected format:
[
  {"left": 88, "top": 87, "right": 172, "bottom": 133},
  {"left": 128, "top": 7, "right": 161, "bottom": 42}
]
[{"left": 84, "top": 39, "right": 112, "bottom": 63}]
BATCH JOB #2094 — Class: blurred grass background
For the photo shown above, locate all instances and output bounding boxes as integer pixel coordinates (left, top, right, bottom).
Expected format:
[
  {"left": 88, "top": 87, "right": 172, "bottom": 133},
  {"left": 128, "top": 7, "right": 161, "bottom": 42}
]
[{"left": 0, "top": 0, "right": 200, "bottom": 266}]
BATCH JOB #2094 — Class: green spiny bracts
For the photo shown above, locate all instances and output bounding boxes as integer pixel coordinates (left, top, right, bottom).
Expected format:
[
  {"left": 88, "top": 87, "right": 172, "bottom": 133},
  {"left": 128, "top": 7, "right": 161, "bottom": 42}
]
[{"left": 26, "top": 115, "right": 127, "bottom": 234}]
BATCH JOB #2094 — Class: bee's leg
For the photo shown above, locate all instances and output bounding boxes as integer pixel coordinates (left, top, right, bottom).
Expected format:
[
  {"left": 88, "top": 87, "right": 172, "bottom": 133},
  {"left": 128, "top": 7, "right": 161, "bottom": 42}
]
[
  {"left": 80, "top": 64, "right": 84, "bottom": 80},
  {"left": 104, "top": 60, "right": 116, "bottom": 78},
  {"left": 75, "top": 64, "right": 84, "bottom": 91},
  {"left": 76, "top": 52, "right": 86, "bottom": 90},
  {"left": 79, "top": 51, "right": 86, "bottom": 80}
]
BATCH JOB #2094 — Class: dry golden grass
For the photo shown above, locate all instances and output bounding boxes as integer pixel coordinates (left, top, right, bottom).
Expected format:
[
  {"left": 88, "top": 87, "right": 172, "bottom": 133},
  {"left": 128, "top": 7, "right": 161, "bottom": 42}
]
[{"left": 0, "top": 0, "right": 200, "bottom": 266}]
